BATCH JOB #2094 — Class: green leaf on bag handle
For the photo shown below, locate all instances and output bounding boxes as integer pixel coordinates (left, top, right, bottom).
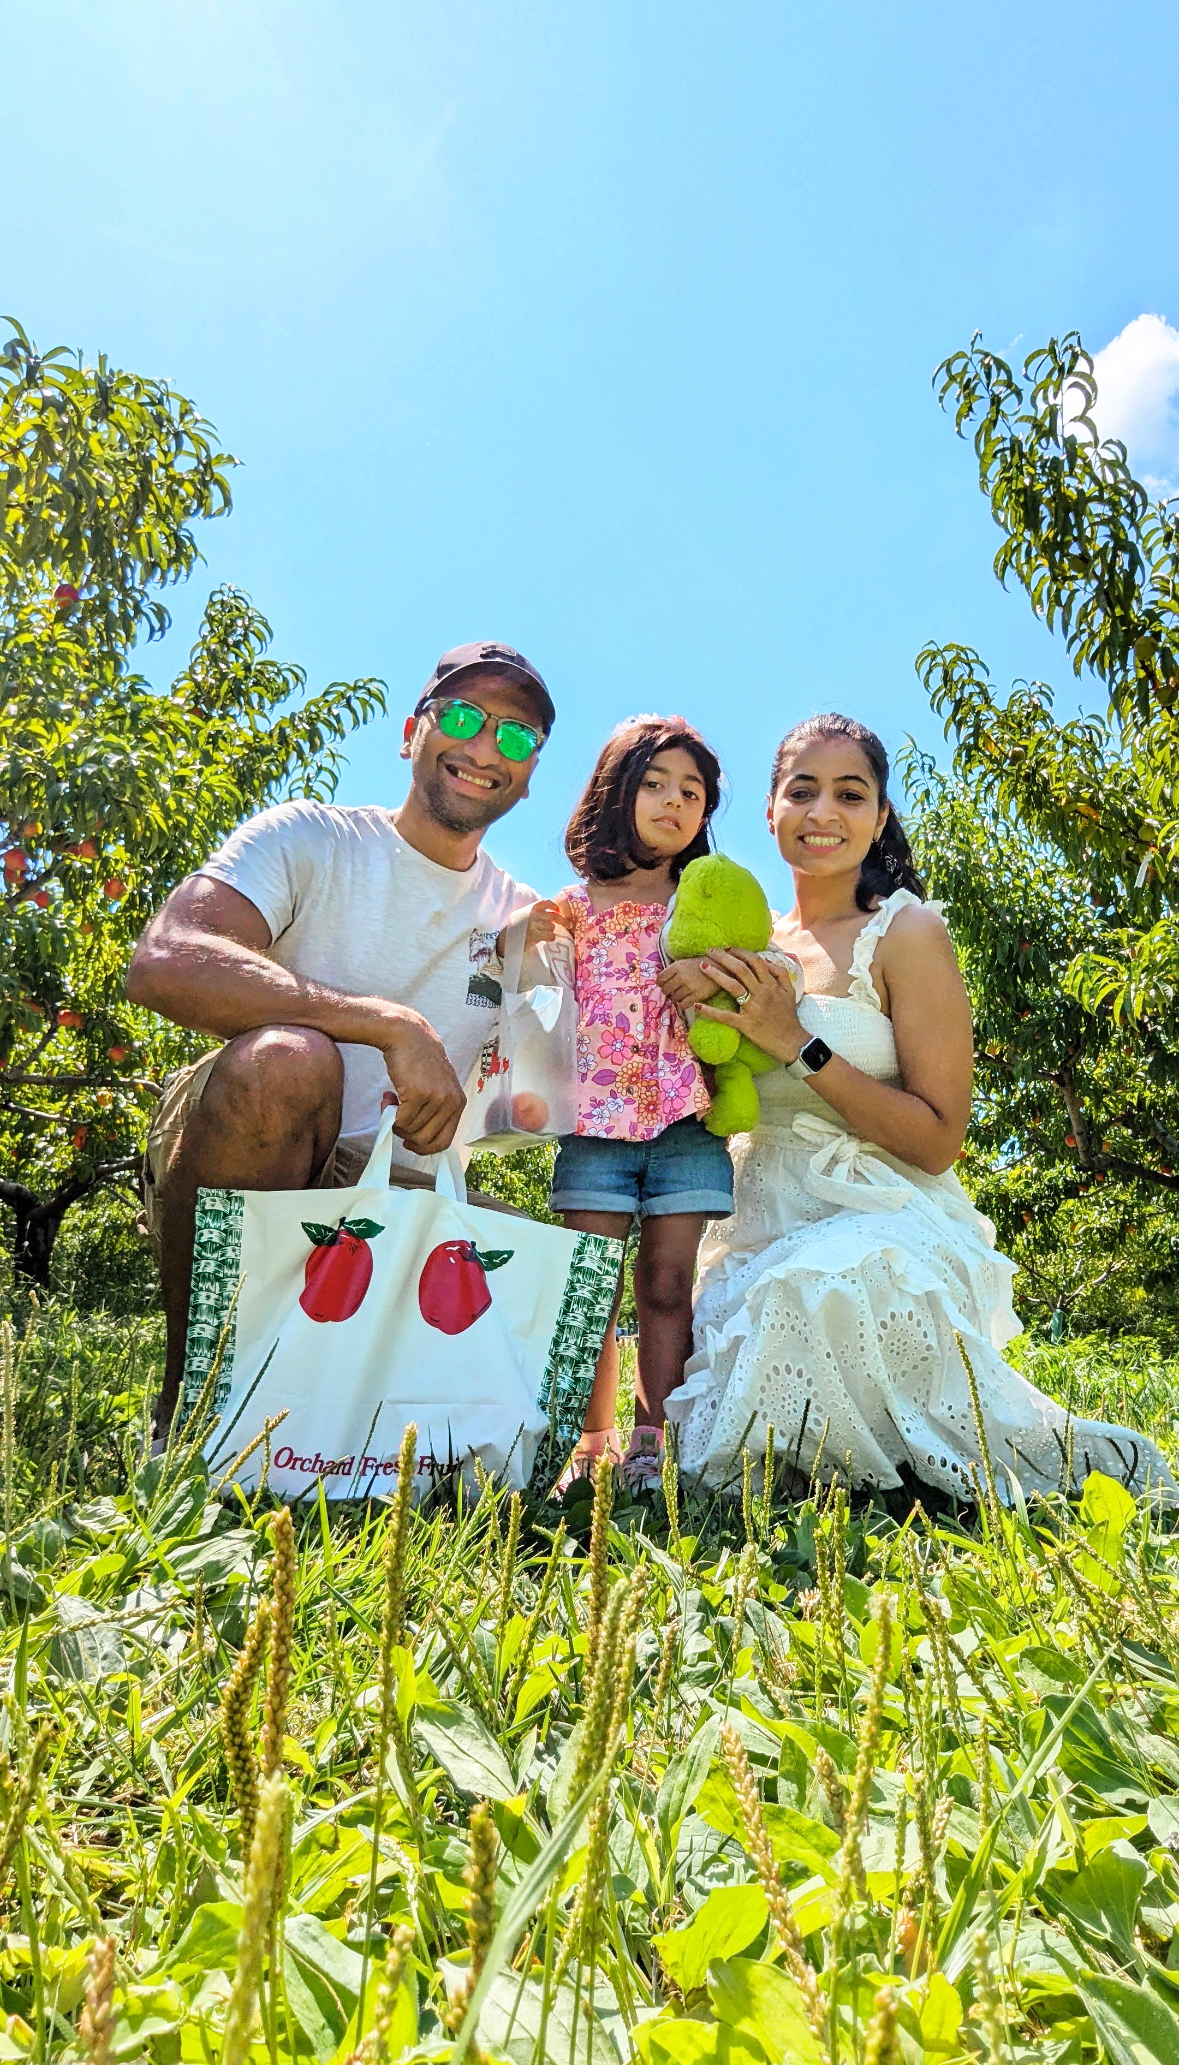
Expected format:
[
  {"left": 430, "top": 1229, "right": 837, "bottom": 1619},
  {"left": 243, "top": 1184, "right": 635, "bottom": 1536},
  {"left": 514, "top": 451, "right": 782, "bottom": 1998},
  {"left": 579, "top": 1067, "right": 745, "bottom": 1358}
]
[
  {"left": 344, "top": 1218, "right": 385, "bottom": 1239},
  {"left": 472, "top": 1246, "right": 514, "bottom": 1272}
]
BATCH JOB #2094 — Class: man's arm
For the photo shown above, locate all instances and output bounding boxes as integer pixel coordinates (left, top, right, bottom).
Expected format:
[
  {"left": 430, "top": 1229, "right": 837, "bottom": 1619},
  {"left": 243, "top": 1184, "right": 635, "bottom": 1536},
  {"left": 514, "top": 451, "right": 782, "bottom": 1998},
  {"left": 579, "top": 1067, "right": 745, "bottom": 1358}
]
[{"left": 126, "top": 874, "right": 466, "bottom": 1155}]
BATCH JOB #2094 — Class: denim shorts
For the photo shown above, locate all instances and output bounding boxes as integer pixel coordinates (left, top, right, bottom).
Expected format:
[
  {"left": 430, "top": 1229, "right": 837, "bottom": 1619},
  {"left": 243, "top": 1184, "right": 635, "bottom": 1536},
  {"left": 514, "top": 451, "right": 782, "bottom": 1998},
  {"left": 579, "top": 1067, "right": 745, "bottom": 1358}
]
[{"left": 549, "top": 1115, "right": 734, "bottom": 1221}]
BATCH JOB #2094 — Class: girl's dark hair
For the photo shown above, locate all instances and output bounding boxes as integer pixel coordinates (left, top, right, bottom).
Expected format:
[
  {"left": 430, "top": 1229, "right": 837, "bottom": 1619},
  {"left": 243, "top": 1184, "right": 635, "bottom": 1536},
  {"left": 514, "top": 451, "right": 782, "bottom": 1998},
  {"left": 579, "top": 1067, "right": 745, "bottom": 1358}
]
[
  {"left": 565, "top": 716, "right": 722, "bottom": 883},
  {"left": 769, "top": 713, "right": 925, "bottom": 913}
]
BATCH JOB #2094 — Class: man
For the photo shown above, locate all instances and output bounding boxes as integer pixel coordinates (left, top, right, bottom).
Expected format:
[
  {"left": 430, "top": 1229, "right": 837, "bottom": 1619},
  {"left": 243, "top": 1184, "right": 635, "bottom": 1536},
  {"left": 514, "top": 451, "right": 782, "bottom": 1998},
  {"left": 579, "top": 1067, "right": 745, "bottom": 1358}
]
[{"left": 128, "top": 641, "right": 552, "bottom": 1438}]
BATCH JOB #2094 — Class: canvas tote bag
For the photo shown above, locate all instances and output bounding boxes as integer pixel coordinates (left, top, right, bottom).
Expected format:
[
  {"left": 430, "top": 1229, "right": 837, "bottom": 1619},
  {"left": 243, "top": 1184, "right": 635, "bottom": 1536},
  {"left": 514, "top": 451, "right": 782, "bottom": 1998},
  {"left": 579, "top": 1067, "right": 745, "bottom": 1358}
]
[
  {"left": 181, "top": 1108, "right": 620, "bottom": 1497},
  {"left": 461, "top": 908, "right": 579, "bottom": 1151}
]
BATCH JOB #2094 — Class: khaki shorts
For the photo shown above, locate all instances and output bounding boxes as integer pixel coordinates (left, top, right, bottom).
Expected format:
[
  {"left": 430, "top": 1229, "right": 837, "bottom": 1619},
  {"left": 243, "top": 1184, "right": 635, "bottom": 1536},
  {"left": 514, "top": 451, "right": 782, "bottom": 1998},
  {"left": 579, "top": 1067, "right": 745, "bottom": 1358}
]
[{"left": 141, "top": 1047, "right": 522, "bottom": 1258}]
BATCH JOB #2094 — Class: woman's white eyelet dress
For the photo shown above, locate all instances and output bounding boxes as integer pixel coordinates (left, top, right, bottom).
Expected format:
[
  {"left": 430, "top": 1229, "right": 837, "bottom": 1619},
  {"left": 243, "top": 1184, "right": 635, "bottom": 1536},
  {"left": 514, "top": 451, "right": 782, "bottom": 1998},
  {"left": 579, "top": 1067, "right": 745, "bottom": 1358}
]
[{"left": 664, "top": 891, "right": 1174, "bottom": 1502}]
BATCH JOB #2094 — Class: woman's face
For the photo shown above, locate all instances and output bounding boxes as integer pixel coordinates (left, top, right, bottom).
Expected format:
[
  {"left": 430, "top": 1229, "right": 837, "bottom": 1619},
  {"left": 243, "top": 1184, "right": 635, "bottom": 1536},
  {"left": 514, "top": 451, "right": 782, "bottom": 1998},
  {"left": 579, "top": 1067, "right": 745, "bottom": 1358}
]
[
  {"left": 768, "top": 735, "right": 888, "bottom": 878},
  {"left": 633, "top": 747, "right": 709, "bottom": 859}
]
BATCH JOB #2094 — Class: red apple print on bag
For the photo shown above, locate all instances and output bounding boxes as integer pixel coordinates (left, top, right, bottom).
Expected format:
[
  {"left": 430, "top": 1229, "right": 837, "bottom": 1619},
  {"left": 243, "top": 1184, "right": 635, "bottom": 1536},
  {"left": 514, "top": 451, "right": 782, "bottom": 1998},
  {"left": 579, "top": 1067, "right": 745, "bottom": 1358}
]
[
  {"left": 418, "top": 1240, "right": 514, "bottom": 1335},
  {"left": 300, "top": 1217, "right": 384, "bottom": 1322}
]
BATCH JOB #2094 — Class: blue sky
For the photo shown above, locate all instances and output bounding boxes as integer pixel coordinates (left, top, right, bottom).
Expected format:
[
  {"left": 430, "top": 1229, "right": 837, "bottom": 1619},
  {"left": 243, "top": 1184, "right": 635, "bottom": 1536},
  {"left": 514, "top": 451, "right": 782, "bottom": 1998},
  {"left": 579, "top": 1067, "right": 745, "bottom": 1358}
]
[{"left": 5, "top": 0, "right": 1179, "bottom": 895}]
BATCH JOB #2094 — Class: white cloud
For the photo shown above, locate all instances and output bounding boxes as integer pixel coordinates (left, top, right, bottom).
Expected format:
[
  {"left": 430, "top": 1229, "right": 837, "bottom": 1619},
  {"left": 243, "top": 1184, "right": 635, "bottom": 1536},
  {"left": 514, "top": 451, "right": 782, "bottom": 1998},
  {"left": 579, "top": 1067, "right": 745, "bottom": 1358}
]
[{"left": 1068, "top": 312, "right": 1179, "bottom": 491}]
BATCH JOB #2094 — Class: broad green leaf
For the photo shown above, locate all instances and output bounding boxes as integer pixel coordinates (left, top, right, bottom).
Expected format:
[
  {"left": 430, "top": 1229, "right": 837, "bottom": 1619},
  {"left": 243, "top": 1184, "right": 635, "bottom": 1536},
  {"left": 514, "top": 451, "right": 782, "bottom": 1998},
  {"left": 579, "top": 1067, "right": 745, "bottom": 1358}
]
[
  {"left": 450, "top": 1759, "right": 615, "bottom": 2065},
  {"left": 167, "top": 1528, "right": 258, "bottom": 1588},
  {"left": 1051, "top": 1841, "right": 1147, "bottom": 1959},
  {"left": 919, "top": 1973, "right": 963, "bottom": 2048},
  {"left": 653, "top": 1884, "right": 769, "bottom": 1992},
  {"left": 1080, "top": 1471, "right": 1135, "bottom": 1544},
  {"left": 696, "top": 1771, "right": 840, "bottom": 1881},
  {"left": 478, "top": 1972, "right": 620, "bottom": 2065},
  {"left": 1071, "top": 1966, "right": 1179, "bottom": 2065},
  {"left": 416, "top": 1701, "right": 517, "bottom": 1801},
  {"left": 1147, "top": 1797, "right": 1179, "bottom": 1848},
  {"left": 707, "top": 1957, "right": 824, "bottom": 2065},
  {"left": 635, "top": 2015, "right": 762, "bottom": 2065},
  {"left": 284, "top": 1951, "right": 340, "bottom": 2060},
  {"left": 49, "top": 1595, "right": 126, "bottom": 1681},
  {"left": 657, "top": 1713, "right": 722, "bottom": 1844},
  {"left": 284, "top": 1913, "right": 366, "bottom": 2003},
  {"left": 160, "top": 1900, "right": 243, "bottom": 1975},
  {"left": 1079, "top": 1814, "right": 1148, "bottom": 1863},
  {"left": 327, "top": 1962, "right": 417, "bottom": 2065}
]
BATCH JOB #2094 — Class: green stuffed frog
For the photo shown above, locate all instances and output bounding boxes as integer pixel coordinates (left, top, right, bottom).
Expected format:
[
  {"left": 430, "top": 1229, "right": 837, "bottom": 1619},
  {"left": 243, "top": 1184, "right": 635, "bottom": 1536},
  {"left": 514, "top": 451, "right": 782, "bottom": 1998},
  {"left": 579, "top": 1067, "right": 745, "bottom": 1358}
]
[{"left": 664, "top": 853, "right": 797, "bottom": 1137}]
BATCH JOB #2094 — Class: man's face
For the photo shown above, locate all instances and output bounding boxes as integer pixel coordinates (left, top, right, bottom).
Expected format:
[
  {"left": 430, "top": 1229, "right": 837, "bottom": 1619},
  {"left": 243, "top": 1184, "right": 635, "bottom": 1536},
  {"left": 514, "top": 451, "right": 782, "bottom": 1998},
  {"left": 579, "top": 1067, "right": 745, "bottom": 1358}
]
[{"left": 401, "top": 669, "right": 544, "bottom": 835}]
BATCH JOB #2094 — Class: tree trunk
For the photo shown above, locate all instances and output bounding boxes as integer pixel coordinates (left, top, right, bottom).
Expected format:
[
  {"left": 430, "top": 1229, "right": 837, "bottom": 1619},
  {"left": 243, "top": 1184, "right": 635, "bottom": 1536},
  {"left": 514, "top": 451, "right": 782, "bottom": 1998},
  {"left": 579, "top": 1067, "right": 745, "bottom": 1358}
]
[{"left": 0, "top": 1158, "right": 142, "bottom": 1289}]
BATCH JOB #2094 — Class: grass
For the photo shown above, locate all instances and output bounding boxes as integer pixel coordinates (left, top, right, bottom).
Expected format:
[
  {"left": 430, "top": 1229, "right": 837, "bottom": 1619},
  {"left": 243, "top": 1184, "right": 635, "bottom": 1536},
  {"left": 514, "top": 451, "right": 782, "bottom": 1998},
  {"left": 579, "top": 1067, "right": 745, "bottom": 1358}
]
[{"left": 3, "top": 1301, "right": 1179, "bottom": 2063}]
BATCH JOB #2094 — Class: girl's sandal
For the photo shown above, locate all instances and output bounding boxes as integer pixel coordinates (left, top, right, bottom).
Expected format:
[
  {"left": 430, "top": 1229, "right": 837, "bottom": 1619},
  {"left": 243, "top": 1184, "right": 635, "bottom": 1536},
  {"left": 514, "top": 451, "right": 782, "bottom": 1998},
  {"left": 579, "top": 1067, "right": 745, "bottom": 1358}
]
[
  {"left": 620, "top": 1425, "right": 665, "bottom": 1492},
  {"left": 553, "top": 1427, "right": 624, "bottom": 1495}
]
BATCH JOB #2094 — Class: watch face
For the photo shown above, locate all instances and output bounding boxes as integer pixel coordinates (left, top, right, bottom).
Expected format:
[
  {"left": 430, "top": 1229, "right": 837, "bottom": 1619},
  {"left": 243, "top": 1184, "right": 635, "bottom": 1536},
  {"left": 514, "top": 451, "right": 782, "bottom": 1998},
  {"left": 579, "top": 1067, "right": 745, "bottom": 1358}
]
[{"left": 801, "top": 1036, "right": 833, "bottom": 1073}]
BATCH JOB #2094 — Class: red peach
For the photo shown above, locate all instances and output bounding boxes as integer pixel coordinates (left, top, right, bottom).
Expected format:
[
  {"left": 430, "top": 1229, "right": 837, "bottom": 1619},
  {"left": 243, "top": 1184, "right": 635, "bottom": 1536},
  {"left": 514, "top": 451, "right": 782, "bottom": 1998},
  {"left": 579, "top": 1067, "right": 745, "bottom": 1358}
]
[{"left": 510, "top": 1091, "right": 549, "bottom": 1132}]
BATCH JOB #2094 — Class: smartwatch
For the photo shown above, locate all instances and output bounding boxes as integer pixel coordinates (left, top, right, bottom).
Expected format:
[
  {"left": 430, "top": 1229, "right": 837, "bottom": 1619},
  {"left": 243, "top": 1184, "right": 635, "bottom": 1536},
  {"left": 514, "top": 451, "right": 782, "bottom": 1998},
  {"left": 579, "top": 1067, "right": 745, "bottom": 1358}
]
[{"left": 794, "top": 1035, "right": 833, "bottom": 1077}]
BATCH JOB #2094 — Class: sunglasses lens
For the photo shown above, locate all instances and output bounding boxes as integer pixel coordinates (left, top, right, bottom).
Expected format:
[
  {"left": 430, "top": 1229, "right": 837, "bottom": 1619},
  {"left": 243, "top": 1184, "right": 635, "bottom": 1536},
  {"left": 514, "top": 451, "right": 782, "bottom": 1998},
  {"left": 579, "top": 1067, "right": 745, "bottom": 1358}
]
[
  {"left": 436, "top": 700, "right": 484, "bottom": 740},
  {"left": 496, "top": 721, "right": 538, "bottom": 762}
]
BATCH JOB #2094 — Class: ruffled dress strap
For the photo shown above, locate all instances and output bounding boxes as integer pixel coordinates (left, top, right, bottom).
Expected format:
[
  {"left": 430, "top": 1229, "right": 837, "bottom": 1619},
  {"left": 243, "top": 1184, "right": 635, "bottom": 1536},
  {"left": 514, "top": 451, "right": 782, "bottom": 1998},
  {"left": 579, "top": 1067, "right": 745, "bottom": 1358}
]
[{"left": 847, "top": 889, "right": 943, "bottom": 1010}]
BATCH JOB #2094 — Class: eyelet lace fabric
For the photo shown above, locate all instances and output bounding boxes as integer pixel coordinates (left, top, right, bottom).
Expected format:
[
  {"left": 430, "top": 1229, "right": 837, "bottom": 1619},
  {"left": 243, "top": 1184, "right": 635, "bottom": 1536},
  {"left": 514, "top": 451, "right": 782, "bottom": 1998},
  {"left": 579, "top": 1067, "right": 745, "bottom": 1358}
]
[{"left": 665, "top": 891, "right": 1175, "bottom": 1502}]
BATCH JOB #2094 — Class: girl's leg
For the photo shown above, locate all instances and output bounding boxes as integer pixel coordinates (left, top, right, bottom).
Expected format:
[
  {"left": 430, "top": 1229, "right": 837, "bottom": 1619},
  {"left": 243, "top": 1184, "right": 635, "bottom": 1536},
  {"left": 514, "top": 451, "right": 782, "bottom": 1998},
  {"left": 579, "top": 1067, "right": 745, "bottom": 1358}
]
[
  {"left": 561, "top": 1210, "right": 632, "bottom": 1438},
  {"left": 633, "top": 1212, "right": 706, "bottom": 1430}
]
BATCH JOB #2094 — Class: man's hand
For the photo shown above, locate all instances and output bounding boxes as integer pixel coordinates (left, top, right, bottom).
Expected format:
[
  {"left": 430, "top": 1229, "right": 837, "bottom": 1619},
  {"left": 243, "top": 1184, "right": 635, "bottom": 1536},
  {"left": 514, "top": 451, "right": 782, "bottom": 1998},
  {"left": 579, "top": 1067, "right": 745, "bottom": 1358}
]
[
  {"left": 656, "top": 957, "right": 717, "bottom": 1012},
  {"left": 379, "top": 1009, "right": 466, "bottom": 1154},
  {"left": 496, "top": 899, "right": 569, "bottom": 959}
]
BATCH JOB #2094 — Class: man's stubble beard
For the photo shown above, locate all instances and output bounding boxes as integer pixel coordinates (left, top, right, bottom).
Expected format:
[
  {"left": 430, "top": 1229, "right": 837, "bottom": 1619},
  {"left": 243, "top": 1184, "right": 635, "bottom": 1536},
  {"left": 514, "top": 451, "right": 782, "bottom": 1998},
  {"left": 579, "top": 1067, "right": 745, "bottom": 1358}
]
[{"left": 418, "top": 760, "right": 517, "bottom": 836}]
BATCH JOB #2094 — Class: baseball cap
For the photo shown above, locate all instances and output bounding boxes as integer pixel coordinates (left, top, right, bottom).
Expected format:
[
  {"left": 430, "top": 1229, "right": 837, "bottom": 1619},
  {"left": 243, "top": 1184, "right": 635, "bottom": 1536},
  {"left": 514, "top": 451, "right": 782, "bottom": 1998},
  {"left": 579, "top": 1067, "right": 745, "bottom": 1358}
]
[{"left": 415, "top": 642, "right": 555, "bottom": 736}]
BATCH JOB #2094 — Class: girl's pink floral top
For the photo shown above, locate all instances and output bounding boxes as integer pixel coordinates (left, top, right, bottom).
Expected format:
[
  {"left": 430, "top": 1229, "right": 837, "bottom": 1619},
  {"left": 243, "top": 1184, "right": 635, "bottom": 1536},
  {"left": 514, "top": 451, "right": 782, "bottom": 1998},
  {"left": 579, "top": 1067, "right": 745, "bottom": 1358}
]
[{"left": 564, "top": 885, "right": 710, "bottom": 1141}]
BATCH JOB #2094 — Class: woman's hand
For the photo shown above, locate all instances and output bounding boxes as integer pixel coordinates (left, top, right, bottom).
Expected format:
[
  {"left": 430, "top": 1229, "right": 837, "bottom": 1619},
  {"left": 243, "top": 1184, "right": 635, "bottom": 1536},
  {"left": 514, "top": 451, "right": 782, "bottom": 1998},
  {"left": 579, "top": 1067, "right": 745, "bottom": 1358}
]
[
  {"left": 696, "top": 948, "right": 805, "bottom": 1064},
  {"left": 656, "top": 957, "right": 717, "bottom": 1011}
]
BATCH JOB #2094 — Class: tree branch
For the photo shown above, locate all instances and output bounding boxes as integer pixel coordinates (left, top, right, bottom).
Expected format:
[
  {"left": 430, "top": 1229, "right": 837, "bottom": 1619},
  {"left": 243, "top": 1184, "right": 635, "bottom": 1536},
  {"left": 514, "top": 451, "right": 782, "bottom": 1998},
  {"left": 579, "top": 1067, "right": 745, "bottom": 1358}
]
[{"left": 0, "top": 1073, "right": 161, "bottom": 1093}]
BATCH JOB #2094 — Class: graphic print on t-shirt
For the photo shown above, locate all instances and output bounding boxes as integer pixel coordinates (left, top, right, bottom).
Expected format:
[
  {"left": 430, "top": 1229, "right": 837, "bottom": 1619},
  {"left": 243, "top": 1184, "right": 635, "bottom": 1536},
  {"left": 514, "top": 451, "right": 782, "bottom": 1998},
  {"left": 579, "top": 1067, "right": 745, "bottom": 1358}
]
[{"left": 466, "top": 926, "right": 503, "bottom": 1010}]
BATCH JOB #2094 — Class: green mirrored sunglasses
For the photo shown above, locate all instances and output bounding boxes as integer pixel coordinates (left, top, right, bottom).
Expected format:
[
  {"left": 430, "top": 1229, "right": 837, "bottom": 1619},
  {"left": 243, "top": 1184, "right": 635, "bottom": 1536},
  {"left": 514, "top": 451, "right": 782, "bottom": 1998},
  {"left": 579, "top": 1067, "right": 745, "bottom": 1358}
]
[{"left": 432, "top": 696, "right": 542, "bottom": 762}]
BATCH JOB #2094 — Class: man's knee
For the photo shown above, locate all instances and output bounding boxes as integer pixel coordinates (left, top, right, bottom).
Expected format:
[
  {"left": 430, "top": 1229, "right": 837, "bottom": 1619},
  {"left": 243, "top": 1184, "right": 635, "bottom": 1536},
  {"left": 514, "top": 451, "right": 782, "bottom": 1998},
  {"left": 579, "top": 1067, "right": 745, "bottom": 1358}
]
[{"left": 206, "top": 1026, "right": 344, "bottom": 1130}]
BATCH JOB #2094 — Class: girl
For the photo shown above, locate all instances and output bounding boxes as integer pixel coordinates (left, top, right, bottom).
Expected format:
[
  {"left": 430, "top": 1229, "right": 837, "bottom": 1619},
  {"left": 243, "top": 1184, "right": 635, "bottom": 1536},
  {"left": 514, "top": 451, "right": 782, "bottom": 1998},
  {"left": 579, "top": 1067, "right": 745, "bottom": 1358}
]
[
  {"left": 522, "top": 716, "right": 734, "bottom": 1486},
  {"left": 658, "top": 713, "right": 1173, "bottom": 1502}
]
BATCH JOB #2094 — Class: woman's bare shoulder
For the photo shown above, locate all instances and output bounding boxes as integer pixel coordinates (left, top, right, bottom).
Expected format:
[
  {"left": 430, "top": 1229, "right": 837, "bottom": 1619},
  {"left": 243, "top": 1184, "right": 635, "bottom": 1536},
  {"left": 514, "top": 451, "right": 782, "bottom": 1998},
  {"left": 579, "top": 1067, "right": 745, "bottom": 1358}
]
[{"left": 877, "top": 901, "right": 960, "bottom": 986}]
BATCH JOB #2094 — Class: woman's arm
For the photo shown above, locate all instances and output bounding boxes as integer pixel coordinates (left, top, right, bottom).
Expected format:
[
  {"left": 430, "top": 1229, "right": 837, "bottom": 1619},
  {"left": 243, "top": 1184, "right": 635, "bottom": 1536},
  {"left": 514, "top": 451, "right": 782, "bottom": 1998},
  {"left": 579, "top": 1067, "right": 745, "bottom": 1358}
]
[{"left": 698, "top": 907, "right": 973, "bottom": 1175}]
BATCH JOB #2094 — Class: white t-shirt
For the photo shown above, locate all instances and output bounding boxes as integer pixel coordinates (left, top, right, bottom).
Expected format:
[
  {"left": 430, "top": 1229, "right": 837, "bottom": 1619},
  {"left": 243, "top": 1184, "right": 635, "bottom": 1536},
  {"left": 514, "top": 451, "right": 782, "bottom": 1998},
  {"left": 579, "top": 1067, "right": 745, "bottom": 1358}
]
[{"left": 199, "top": 802, "right": 538, "bottom": 1169}]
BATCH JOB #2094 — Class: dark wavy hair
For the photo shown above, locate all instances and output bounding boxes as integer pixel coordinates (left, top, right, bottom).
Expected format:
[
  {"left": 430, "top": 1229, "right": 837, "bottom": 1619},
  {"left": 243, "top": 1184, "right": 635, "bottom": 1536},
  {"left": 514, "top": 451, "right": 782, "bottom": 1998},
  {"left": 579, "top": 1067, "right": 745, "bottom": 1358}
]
[
  {"left": 769, "top": 713, "right": 925, "bottom": 913},
  {"left": 565, "top": 716, "right": 722, "bottom": 883}
]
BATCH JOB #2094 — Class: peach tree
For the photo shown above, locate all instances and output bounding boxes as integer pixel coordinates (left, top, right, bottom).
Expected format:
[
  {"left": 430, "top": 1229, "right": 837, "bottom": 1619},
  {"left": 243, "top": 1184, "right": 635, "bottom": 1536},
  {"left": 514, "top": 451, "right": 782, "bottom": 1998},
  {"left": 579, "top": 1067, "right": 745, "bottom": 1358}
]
[
  {"left": 911, "top": 330, "right": 1179, "bottom": 1331},
  {"left": 0, "top": 321, "right": 384, "bottom": 1284}
]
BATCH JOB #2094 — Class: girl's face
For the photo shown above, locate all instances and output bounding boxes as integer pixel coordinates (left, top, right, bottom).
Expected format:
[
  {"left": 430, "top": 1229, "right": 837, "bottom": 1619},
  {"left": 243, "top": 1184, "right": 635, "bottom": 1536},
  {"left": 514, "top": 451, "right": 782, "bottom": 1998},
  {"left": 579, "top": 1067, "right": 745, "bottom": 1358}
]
[
  {"left": 633, "top": 747, "right": 709, "bottom": 859},
  {"left": 768, "top": 735, "right": 888, "bottom": 877}
]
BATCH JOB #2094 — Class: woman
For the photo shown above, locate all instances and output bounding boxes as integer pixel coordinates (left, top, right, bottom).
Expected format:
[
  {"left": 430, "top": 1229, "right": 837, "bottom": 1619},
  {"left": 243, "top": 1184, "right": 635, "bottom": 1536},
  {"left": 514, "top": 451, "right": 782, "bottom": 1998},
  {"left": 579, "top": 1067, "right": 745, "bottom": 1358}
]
[{"left": 659, "top": 714, "right": 1173, "bottom": 1503}]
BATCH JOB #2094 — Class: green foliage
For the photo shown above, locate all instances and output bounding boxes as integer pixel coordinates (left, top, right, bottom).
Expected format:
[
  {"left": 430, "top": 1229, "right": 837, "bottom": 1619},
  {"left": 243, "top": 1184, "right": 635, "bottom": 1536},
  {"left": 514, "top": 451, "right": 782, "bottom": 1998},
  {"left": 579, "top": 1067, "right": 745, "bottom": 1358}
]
[
  {"left": 3, "top": 1307, "right": 1179, "bottom": 2061},
  {"left": 909, "top": 329, "right": 1179, "bottom": 1328},
  {"left": 467, "top": 1143, "right": 557, "bottom": 1224},
  {"left": 0, "top": 321, "right": 386, "bottom": 1280},
  {"left": 920, "top": 330, "right": 1179, "bottom": 1031},
  {"left": 49, "top": 1183, "right": 160, "bottom": 1316},
  {"left": 902, "top": 763, "right": 1179, "bottom": 1332}
]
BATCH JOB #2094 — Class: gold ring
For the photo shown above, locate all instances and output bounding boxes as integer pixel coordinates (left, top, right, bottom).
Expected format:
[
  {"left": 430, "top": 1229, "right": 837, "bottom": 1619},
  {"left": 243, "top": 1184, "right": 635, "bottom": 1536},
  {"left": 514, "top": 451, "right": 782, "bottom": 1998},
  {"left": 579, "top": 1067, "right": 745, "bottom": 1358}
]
[{"left": 735, "top": 986, "right": 752, "bottom": 1007}]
